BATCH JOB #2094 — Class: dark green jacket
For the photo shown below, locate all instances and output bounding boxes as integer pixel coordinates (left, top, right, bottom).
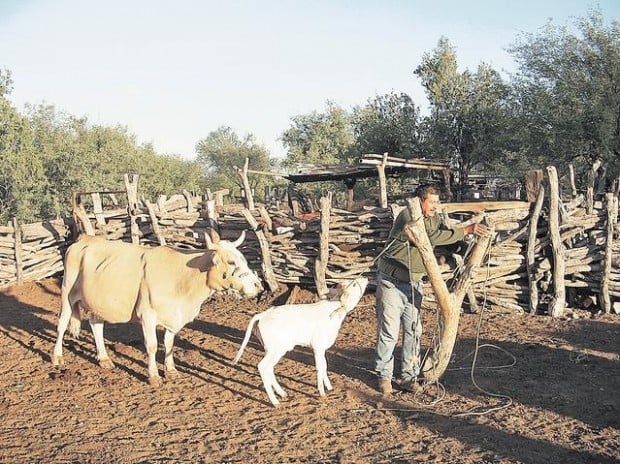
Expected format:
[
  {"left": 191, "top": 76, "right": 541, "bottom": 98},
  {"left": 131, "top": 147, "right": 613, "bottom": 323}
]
[{"left": 377, "top": 207, "right": 464, "bottom": 283}]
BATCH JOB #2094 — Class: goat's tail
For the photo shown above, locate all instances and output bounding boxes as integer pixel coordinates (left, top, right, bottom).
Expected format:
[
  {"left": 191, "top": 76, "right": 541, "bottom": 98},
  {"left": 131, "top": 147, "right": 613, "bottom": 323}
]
[{"left": 232, "top": 313, "right": 262, "bottom": 364}]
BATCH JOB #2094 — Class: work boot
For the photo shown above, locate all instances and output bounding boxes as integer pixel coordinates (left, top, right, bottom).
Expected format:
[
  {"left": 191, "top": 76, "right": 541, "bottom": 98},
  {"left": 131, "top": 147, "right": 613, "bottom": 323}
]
[
  {"left": 377, "top": 378, "right": 393, "bottom": 395},
  {"left": 400, "top": 378, "right": 423, "bottom": 393}
]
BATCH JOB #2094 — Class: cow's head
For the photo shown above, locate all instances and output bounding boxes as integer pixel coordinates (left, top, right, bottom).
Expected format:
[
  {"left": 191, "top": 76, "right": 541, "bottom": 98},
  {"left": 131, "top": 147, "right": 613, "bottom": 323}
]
[{"left": 205, "top": 231, "right": 264, "bottom": 297}]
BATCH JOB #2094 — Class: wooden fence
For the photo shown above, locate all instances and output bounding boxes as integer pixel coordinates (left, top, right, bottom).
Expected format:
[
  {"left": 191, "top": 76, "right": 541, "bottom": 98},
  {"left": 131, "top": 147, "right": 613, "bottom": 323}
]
[{"left": 1, "top": 168, "right": 619, "bottom": 316}]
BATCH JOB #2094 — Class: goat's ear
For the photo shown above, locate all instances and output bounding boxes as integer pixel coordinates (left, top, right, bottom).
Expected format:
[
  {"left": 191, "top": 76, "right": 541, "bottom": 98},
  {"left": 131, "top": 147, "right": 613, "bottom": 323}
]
[{"left": 231, "top": 230, "right": 246, "bottom": 248}]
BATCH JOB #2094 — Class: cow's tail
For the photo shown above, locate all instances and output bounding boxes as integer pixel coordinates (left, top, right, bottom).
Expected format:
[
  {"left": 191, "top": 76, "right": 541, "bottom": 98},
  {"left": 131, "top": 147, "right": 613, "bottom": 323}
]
[{"left": 232, "top": 313, "right": 262, "bottom": 364}]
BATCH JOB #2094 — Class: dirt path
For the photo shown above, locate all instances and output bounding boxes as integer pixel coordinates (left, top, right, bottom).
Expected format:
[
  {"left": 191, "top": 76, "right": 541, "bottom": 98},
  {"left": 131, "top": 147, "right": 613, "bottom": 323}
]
[{"left": 0, "top": 278, "right": 618, "bottom": 463}]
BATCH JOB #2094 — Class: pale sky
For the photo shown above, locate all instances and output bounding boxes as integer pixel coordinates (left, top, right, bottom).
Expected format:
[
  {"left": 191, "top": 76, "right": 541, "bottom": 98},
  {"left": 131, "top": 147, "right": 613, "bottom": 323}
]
[{"left": 1, "top": 0, "right": 618, "bottom": 160}]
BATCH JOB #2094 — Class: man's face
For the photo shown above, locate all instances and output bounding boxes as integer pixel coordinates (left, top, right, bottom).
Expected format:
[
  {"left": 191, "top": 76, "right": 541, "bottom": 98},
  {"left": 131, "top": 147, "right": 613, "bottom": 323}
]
[{"left": 420, "top": 193, "right": 440, "bottom": 217}]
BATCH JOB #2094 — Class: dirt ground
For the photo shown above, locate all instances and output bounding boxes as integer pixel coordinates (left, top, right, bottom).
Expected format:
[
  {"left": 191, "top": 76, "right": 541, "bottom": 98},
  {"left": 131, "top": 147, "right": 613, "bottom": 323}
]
[{"left": 0, "top": 277, "right": 618, "bottom": 464}]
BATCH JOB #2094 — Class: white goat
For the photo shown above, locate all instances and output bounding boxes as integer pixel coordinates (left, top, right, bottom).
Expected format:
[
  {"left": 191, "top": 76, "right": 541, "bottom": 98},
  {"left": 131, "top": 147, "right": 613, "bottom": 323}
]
[{"left": 233, "top": 276, "right": 368, "bottom": 406}]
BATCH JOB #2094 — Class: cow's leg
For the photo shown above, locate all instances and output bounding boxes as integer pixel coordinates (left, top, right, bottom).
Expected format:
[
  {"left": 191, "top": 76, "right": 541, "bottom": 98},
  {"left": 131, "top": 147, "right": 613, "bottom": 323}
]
[
  {"left": 141, "top": 313, "right": 161, "bottom": 386},
  {"left": 258, "top": 351, "right": 285, "bottom": 406},
  {"left": 89, "top": 317, "right": 114, "bottom": 369},
  {"left": 314, "top": 349, "right": 332, "bottom": 397},
  {"left": 163, "top": 329, "right": 179, "bottom": 379},
  {"left": 52, "top": 293, "right": 73, "bottom": 367}
]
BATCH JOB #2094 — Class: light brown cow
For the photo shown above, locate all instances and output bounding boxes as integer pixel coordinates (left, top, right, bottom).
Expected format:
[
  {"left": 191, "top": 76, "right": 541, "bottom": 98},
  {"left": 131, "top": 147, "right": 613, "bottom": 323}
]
[{"left": 52, "top": 232, "right": 263, "bottom": 385}]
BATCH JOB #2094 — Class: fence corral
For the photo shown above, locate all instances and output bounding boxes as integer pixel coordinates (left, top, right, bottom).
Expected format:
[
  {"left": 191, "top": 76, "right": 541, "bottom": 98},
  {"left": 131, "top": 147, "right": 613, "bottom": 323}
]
[{"left": 1, "top": 166, "right": 619, "bottom": 316}]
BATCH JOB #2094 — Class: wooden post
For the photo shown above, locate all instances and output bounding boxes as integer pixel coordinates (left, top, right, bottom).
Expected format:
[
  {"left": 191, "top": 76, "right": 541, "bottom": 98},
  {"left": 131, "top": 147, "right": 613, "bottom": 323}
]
[
  {"left": 586, "top": 160, "right": 602, "bottom": 215},
  {"left": 240, "top": 209, "right": 278, "bottom": 292},
  {"left": 403, "top": 197, "right": 494, "bottom": 382},
  {"left": 527, "top": 185, "right": 545, "bottom": 314},
  {"left": 344, "top": 178, "right": 356, "bottom": 211},
  {"left": 600, "top": 193, "right": 618, "bottom": 313},
  {"left": 237, "top": 158, "right": 255, "bottom": 211},
  {"left": 145, "top": 200, "right": 166, "bottom": 245},
  {"left": 71, "top": 193, "right": 95, "bottom": 236},
  {"left": 204, "top": 199, "right": 220, "bottom": 242},
  {"left": 91, "top": 193, "right": 106, "bottom": 227},
  {"left": 442, "top": 169, "right": 453, "bottom": 201},
  {"left": 314, "top": 194, "right": 331, "bottom": 299},
  {"left": 525, "top": 169, "right": 544, "bottom": 203},
  {"left": 182, "top": 190, "right": 193, "bottom": 212},
  {"left": 546, "top": 166, "right": 565, "bottom": 318},
  {"left": 376, "top": 153, "right": 388, "bottom": 208},
  {"left": 568, "top": 164, "right": 577, "bottom": 198},
  {"left": 213, "top": 189, "right": 228, "bottom": 207},
  {"left": 124, "top": 174, "right": 141, "bottom": 244},
  {"left": 12, "top": 218, "right": 23, "bottom": 285}
]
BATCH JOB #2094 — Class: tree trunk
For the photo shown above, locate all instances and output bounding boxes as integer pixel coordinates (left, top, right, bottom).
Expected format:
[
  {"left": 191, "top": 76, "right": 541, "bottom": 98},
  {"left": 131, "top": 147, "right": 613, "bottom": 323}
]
[{"left": 403, "top": 197, "right": 493, "bottom": 383}]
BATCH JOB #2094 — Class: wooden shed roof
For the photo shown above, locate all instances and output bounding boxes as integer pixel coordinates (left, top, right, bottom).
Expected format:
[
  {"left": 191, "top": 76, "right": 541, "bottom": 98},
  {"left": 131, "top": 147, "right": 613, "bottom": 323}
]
[{"left": 285, "top": 154, "right": 451, "bottom": 183}]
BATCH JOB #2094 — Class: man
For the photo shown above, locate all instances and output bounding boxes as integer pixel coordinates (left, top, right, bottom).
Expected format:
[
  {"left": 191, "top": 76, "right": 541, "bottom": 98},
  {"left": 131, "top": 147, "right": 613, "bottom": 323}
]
[{"left": 374, "top": 184, "right": 487, "bottom": 394}]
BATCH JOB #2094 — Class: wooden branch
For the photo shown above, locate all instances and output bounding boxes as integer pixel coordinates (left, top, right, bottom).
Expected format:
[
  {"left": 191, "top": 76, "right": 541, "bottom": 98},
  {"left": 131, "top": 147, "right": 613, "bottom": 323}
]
[
  {"left": 314, "top": 195, "right": 331, "bottom": 298},
  {"left": 240, "top": 209, "right": 278, "bottom": 292},
  {"left": 12, "top": 218, "right": 23, "bottom": 285},
  {"left": 237, "top": 158, "right": 255, "bottom": 211},
  {"left": 403, "top": 197, "right": 493, "bottom": 383},
  {"left": 376, "top": 153, "right": 388, "bottom": 208},
  {"left": 527, "top": 184, "right": 545, "bottom": 314},
  {"left": 601, "top": 193, "right": 618, "bottom": 313},
  {"left": 441, "top": 201, "right": 530, "bottom": 213}
]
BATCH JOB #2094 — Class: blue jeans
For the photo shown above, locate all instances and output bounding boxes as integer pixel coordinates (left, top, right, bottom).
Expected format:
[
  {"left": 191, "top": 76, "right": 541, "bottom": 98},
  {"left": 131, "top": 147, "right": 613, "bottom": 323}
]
[{"left": 374, "top": 271, "right": 423, "bottom": 382}]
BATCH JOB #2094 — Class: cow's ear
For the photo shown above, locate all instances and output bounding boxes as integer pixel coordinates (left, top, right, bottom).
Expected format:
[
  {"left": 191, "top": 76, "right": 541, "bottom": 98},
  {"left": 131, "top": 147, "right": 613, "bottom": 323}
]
[{"left": 231, "top": 230, "right": 246, "bottom": 248}]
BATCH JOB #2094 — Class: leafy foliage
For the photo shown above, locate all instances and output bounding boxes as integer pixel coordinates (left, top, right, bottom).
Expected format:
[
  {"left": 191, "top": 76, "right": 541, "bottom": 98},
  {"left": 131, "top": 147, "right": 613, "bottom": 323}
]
[
  {"left": 508, "top": 11, "right": 620, "bottom": 182},
  {"left": 415, "top": 37, "right": 512, "bottom": 196},
  {"left": 195, "top": 126, "right": 271, "bottom": 201}
]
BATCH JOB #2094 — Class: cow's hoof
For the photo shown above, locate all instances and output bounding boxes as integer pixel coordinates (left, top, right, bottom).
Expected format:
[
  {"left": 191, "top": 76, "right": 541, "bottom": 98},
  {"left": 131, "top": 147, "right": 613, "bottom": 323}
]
[
  {"left": 99, "top": 358, "right": 114, "bottom": 369},
  {"left": 51, "top": 354, "right": 64, "bottom": 367},
  {"left": 148, "top": 376, "right": 163, "bottom": 387},
  {"left": 99, "top": 359, "right": 115, "bottom": 369}
]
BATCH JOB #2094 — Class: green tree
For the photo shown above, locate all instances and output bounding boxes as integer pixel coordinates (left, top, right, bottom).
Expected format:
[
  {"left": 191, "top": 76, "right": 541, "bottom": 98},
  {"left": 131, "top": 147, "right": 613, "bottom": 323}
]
[
  {"left": 351, "top": 92, "right": 421, "bottom": 157},
  {"left": 508, "top": 11, "right": 620, "bottom": 181},
  {"left": 415, "top": 37, "right": 512, "bottom": 197},
  {"left": 195, "top": 126, "right": 271, "bottom": 200},
  {"left": 0, "top": 70, "right": 46, "bottom": 223},
  {"left": 281, "top": 102, "right": 354, "bottom": 167}
]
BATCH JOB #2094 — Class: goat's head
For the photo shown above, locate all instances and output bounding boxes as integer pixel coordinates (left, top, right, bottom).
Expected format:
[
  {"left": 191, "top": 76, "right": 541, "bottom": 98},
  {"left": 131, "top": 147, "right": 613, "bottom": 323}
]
[{"left": 336, "top": 276, "right": 369, "bottom": 312}]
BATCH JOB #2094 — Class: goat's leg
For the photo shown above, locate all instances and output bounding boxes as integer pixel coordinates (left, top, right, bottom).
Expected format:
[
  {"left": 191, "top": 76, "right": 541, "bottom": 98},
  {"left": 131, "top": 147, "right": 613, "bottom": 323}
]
[
  {"left": 314, "top": 349, "right": 332, "bottom": 396},
  {"left": 163, "top": 329, "right": 179, "bottom": 379},
  {"left": 270, "top": 372, "right": 287, "bottom": 399},
  {"left": 89, "top": 317, "right": 114, "bottom": 369},
  {"left": 258, "top": 351, "right": 284, "bottom": 406}
]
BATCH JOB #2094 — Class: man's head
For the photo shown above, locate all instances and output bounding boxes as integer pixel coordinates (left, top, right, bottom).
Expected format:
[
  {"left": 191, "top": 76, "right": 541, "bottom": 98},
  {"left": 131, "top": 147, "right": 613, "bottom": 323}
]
[{"left": 415, "top": 184, "right": 441, "bottom": 218}]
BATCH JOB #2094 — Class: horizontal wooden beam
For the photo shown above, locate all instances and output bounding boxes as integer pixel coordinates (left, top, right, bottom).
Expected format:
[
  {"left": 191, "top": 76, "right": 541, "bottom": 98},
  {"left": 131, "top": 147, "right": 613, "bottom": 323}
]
[{"left": 441, "top": 201, "right": 531, "bottom": 213}]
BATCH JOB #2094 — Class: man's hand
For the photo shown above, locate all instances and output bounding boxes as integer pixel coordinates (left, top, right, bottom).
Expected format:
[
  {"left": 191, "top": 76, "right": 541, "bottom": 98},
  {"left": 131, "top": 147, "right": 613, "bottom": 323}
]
[{"left": 463, "top": 222, "right": 490, "bottom": 237}]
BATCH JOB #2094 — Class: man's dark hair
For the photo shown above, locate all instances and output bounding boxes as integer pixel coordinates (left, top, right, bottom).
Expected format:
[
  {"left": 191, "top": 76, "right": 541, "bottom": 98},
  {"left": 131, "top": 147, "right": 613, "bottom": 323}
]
[{"left": 415, "top": 184, "right": 441, "bottom": 200}]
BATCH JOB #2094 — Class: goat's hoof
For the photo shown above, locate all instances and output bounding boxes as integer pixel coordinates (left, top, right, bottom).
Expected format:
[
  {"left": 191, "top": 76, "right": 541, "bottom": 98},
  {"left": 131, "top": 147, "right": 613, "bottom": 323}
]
[
  {"left": 148, "top": 376, "right": 163, "bottom": 387},
  {"left": 98, "top": 359, "right": 115, "bottom": 369},
  {"left": 51, "top": 354, "right": 64, "bottom": 367},
  {"left": 165, "top": 369, "right": 180, "bottom": 380}
]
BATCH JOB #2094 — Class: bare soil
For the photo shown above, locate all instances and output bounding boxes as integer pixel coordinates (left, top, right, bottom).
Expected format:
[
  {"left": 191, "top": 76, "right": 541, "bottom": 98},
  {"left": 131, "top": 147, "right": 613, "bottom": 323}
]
[{"left": 0, "top": 277, "right": 618, "bottom": 464}]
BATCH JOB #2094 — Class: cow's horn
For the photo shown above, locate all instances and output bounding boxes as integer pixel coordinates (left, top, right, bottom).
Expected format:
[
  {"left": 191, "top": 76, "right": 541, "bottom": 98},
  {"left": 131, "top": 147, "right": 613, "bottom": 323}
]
[{"left": 231, "top": 230, "right": 246, "bottom": 248}]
